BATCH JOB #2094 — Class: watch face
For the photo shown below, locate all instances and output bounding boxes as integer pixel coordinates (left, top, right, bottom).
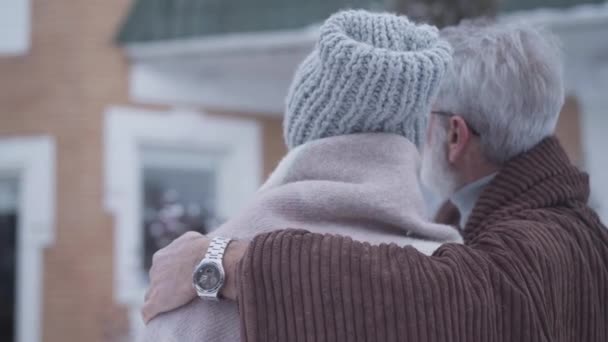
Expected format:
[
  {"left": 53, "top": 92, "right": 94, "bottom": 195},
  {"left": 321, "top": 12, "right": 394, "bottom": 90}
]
[{"left": 194, "top": 263, "right": 222, "bottom": 291}]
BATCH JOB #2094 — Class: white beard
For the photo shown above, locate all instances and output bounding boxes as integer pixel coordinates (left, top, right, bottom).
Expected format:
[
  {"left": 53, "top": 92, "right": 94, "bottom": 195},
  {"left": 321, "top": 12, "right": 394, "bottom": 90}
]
[{"left": 419, "top": 127, "right": 459, "bottom": 200}]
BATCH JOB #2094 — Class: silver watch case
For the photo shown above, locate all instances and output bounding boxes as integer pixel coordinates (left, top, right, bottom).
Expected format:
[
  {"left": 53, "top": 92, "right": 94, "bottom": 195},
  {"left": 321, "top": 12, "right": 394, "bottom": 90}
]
[{"left": 193, "top": 258, "right": 225, "bottom": 301}]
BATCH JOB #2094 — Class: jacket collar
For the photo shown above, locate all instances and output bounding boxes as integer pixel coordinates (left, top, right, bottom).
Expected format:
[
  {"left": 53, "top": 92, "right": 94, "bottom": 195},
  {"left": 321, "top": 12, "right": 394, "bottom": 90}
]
[
  {"left": 464, "top": 137, "right": 590, "bottom": 242},
  {"left": 451, "top": 172, "right": 497, "bottom": 229}
]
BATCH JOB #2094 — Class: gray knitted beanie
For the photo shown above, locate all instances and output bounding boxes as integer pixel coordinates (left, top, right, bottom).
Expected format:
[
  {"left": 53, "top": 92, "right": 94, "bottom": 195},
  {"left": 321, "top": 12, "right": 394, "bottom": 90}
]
[{"left": 284, "top": 10, "right": 453, "bottom": 149}]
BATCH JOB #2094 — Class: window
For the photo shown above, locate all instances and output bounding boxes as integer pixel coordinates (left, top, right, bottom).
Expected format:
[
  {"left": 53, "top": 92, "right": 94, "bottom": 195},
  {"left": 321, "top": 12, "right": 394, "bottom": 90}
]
[
  {"left": 104, "top": 107, "right": 261, "bottom": 338},
  {"left": 141, "top": 147, "right": 223, "bottom": 273},
  {"left": 0, "top": 137, "right": 55, "bottom": 342},
  {"left": 0, "top": 177, "right": 18, "bottom": 342},
  {"left": 0, "top": 0, "right": 31, "bottom": 55}
]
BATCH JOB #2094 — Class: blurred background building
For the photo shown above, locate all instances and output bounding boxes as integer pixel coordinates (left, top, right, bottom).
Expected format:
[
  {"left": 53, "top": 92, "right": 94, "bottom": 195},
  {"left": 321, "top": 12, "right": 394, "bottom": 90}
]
[{"left": 0, "top": 0, "right": 607, "bottom": 341}]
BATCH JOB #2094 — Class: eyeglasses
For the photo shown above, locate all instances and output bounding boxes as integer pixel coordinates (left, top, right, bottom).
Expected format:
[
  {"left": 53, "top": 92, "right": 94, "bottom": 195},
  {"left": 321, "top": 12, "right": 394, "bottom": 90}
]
[{"left": 431, "top": 111, "right": 481, "bottom": 136}]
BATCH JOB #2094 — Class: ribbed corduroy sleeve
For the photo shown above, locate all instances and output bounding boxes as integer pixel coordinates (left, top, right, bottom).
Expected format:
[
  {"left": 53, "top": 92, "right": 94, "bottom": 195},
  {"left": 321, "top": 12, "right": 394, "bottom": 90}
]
[{"left": 237, "top": 228, "right": 562, "bottom": 342}]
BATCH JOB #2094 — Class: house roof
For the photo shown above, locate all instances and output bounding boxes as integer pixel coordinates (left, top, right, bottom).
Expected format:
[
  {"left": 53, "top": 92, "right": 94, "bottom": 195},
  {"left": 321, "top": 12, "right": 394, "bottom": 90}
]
[
  {"left": 501, "top": 0, "right": 605, "bottom": 12},
  {"left": 116, "top": 0, "right": 606, "bottom": 44},
  {"left": 116, "top": 0, "right": 383, "bottom": 43}
]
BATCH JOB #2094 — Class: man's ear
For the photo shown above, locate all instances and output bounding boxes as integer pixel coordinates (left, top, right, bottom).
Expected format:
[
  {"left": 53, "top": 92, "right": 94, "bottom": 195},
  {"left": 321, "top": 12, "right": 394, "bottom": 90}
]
[{"left": 447, "top": 116, "right": 472, "bottom": 164}]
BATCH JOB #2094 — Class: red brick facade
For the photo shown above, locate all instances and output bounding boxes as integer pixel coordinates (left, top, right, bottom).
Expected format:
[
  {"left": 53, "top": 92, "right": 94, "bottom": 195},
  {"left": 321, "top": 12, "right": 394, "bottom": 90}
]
[{"left": 0, "top": 1, "right": 131, "bottom": 341}]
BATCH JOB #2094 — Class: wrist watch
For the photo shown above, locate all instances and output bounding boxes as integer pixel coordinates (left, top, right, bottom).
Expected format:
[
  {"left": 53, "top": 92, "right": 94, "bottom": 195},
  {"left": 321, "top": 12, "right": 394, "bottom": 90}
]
[{"left": 192, "top": 236, "right": 232, "bottom": 301}]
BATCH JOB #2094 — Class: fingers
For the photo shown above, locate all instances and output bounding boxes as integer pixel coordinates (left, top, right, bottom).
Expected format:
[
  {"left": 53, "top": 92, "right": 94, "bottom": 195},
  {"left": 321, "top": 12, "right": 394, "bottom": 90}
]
[
  {"left": 183, "top": 230, "right": 203, "bottom": 239},
  {"left": 175, "top": 231, "right": 204, "bottom": 245},
  {"left": 141, "top": 290, "right": 157, "bottom": 324},
  {"left": 141, "top": 231, "right": 208, "bottom": 325},
  {"left": 141, "top": 304, "right": 157, "bottom": 324}
]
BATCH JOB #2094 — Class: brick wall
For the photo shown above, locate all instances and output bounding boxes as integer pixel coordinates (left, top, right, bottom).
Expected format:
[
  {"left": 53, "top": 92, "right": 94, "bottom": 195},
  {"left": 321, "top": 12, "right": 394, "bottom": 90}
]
[
  {"left": 0, "top": 1, "right": 286, "bottom": 341},
  {"left": 0, "top": 1, "right": 131, "bottom": 341}
]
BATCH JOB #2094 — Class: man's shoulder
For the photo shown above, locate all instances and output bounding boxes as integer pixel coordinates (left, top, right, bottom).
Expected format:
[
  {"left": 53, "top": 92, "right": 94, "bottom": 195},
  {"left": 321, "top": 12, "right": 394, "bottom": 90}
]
[
  {"left": 484, "top": 204, "right": 584, "bottom": 231},
  {"left": 474, "top": 204, "right": 607, "bottom": 255}
]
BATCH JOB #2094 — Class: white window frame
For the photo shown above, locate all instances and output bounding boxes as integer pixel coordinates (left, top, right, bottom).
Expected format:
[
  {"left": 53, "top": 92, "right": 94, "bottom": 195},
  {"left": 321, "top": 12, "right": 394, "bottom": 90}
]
[
  {"left": 103, "top": 106, "right": 262, "bottom": 337},
  {"left": 0, "top": 136, "right": 56, "bottom": 342},
  {"left": 578, "top": 74, "right": 608, "bottom": 224},
  {"left": 0, "top": 0, "right": 31, "bottom": 55}
]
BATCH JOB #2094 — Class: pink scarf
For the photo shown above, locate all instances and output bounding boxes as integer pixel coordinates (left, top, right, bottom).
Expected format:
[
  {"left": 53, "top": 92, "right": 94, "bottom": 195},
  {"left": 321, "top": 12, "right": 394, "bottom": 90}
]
[{"left": 144, "top": 133, "right": 462, "bottom": 341}]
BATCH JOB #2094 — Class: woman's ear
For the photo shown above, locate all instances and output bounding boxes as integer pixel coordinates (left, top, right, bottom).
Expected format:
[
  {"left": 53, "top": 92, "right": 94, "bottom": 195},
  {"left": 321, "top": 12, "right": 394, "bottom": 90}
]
[{"left": 447, "top": 116, "right": 472, "bottom": 164}]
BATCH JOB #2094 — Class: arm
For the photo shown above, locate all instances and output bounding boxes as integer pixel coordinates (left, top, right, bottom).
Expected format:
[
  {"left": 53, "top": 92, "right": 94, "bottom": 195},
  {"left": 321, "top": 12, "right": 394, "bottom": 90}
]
[
  {"left": 237, "top": 229, "right": 545, "bottom": 342},
  {"left": 143, "top": 228, "right": 546, "bottom": 342}
]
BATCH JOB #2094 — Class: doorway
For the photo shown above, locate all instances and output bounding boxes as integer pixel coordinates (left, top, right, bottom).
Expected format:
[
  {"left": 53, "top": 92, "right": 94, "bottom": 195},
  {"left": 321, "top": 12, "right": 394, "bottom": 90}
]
[{"left": 0, "top": 177, "right": 18, "bottom": 342}]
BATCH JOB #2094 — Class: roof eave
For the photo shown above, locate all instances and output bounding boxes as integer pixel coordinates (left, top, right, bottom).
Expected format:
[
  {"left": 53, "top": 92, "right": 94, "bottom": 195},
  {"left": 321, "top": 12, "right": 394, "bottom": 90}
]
[
  {"left": 500, "top": 2, "right": 608, "bottom": 31},
  {"left": 122, "top": 25, "right": 319, "bottom": 61}
]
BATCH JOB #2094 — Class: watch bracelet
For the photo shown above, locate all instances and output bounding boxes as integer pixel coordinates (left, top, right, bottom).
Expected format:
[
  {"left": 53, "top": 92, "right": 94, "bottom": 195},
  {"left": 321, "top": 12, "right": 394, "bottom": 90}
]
[{"left": 204, "top": 236, "right": 232, "bottom": 261}]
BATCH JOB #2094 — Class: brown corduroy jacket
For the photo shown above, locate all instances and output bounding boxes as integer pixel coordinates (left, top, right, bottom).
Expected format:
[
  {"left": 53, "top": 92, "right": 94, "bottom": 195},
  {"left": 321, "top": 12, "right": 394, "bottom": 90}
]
[{"left": 237, "top": 137, "right": 608, "bottom": 342}]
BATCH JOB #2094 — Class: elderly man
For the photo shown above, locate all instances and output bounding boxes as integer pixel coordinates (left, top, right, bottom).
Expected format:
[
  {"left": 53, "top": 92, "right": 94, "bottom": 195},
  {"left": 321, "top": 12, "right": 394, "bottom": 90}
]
[{"left": 143, "top": 19, "right": 608, "bottom": 342}]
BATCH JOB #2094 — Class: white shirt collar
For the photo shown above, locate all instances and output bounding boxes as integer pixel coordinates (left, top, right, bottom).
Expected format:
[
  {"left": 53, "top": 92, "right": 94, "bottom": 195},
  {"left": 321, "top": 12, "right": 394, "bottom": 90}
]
[{"left": 451, "top": 173, "right": 497, "bottom": 229}]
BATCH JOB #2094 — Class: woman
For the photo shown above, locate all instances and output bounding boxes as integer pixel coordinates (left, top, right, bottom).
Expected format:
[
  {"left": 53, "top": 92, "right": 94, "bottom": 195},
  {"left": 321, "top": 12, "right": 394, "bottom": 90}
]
[{"left": 144, "top": 9, "right": 458, "bottom": 341}]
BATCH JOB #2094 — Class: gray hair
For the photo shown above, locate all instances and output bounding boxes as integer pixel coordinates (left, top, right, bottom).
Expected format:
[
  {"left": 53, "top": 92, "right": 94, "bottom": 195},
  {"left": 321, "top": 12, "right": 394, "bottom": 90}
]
[{"left": 436, "top": 20, "right": 565, "bottom": 164}]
